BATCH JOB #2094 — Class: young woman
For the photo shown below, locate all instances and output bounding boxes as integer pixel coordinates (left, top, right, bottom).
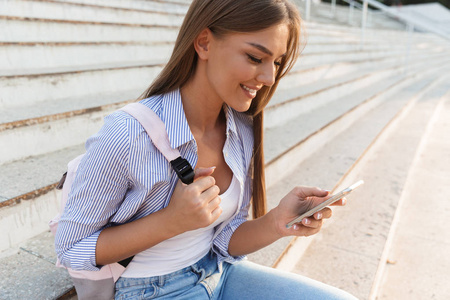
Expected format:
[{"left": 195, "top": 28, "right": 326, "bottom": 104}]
[{"left": 56, "top": 0, "right": 357, "bottom": 299}]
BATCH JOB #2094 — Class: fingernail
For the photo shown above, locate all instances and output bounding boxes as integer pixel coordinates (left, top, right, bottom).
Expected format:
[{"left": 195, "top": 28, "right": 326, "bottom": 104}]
[
  {"left": 303, "top": 218, "right": 310, "bottom": 225},
  {"left": 293, "top": 224, "right": 299, "bottom": 230},
  {"left": 317, "top": 213, "right": 322, "bottom": 220}
]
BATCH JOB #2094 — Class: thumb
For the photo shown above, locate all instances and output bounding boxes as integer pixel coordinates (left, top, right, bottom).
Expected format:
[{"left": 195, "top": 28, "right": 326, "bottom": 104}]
[
  {"left": 193, "top": 166, "right": 216, "bottom": 181},
  {"left": 296, "top": 186, "right": 329, "bottom": 199}
]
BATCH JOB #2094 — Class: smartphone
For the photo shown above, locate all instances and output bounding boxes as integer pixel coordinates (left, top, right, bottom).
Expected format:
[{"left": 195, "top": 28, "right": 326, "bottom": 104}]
[{"left": 286, "top": 180, "right": 364, "bottom": 229}]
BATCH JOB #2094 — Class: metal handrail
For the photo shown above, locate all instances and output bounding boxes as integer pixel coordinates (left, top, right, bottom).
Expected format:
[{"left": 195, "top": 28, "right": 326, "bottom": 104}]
[
  {"left": 341, "top": 0, "right": 449, "bottom": 40},
  {"left": 299, "top": 0, "right": 449, "bottom": 40}
]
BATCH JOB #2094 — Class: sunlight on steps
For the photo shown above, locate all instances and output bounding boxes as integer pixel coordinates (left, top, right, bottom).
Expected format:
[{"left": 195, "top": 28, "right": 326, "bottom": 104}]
[{"left": 0, "top": 0, "right": 449, "bottom": 299}]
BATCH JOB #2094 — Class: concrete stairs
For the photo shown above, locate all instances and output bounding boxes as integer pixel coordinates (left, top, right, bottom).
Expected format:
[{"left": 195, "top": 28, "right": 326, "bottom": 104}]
[{"left": 1, "top": 0, "right": 449, "bottom": 299}]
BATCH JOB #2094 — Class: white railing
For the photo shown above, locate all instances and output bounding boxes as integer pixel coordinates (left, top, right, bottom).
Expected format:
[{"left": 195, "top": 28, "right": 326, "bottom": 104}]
[
  {"left": 299, "top": 0, "right": 449, "bottom": 73},
  {"left": 359, "top": 0, "right": 449, "bottom": 40},
  {"left": 301, "top": 0, "right": 449, "bottom": 41}
]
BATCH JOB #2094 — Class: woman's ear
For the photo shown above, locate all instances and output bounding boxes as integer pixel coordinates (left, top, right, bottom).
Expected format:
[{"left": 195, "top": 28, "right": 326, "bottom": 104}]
[{"left": 194, "top": 28, "right": 212, "bottom": 60}]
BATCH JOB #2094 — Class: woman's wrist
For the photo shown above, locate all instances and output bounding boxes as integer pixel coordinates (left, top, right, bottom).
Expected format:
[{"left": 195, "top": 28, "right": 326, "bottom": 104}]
[
  {"left": 265, "top": 207, "right": 288, "bottom": 239},
  {"left": 154, "top": 207, "right": 185, "bottom": 239}
]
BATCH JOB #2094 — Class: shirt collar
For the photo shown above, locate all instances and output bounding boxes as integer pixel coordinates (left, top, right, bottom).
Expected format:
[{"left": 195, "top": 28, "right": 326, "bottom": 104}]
[
  {"left": 161, "top": 89, "right": 240, "bottom": 149},
  {"left": 160, "top": 89, "right": 195, "bottom": 149},
  {"left": 223, "top": 103, "right": 239, "bottom": 137}
]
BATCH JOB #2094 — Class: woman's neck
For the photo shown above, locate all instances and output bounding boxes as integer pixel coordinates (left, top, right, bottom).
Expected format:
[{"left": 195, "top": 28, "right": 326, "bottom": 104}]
[{"left": 180, "top": 75, "right": 225, "bottom": 135}]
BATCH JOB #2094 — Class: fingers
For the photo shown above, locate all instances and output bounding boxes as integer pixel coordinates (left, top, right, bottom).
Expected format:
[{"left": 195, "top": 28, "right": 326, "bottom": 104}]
[
  {"left": 208, "top": 196, "right": 222, "bottom": 217},
  {"left": 291, "top": 206, "right": 332, "bottom": 231},
  {"left": 210, "top": 202, "right": 222, "bottom": 223},
  {"left": 291, "top": 218, "right": 322, "bottom": 235},
  {"left": 202, "top": 184, "right": 220, "bottom": 200},
  {"left": 191, "top": 167, "right": 218, "bottom": 195},
  {"left": 312, "top": 207, "right": 332, "bottom": 220},
  {"left": 330, "top": 197, "right": 347, "bottom": 206},
  {"left": 294, "top": 186, "right": 329, "bottom": 198},
  {"left": 193, "top": 175, "right": 217, "bottom": 192},
  {"left": 193, "top": 166, "right": 216, "bottom": 181}
]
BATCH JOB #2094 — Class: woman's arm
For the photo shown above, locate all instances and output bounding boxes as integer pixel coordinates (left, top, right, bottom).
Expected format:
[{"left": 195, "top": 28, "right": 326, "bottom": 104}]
[
  {"left": 228, "top": 186, "right": 344, "bottom": 256},
  {"left": 96, "top": 167, "right": 220, "bottom": 265},
  {"left": 56, "top": 113, "right": 221, "bottom": 270},
  {"left": 95, "top": 207, "right": 179, "bottom": 265}
]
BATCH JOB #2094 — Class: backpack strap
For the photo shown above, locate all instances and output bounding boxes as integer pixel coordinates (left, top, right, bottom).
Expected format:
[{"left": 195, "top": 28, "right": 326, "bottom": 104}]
[{"left": 121, "top": 103, "right": 195, "bottom": 185}]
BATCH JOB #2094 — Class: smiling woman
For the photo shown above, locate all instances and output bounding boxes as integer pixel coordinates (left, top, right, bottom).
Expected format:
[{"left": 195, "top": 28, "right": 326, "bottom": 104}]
[
  {"left": 55, "top": 0, "right": 358, "bottom": 299},
  {"left": 184, "top": 23, "right": 289, "bottom": 121}
]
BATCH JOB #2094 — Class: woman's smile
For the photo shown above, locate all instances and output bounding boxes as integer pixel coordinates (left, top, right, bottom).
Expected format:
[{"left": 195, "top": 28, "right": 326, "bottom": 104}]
[{"left": 240, "top": 84, "right": 259, "bottom": 98}]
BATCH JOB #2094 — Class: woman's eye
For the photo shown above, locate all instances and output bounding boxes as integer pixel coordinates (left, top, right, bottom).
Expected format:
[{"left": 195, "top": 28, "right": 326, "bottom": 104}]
[
  {"left": 275, "top": 61, "right": 282, "bottom": 67},
  {"left": 247, "top": 54, "right": 262, "bottom": 64}
]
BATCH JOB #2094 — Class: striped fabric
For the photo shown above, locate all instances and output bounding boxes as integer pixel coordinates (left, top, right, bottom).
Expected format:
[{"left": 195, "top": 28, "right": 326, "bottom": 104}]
[{"left": 55, "top": 89, "right": 254, "bottom": 271}]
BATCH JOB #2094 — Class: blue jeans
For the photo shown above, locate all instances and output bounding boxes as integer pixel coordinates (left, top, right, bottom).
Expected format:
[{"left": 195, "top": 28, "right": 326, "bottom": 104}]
[{"left": 115, "top": 252, "right": 357, "bottom": 299}]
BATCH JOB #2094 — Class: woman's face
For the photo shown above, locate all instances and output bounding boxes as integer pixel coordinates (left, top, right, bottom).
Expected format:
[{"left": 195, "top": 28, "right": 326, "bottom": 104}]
[{"left": 203, "top": 23, "right": 290, "bottom": 112}]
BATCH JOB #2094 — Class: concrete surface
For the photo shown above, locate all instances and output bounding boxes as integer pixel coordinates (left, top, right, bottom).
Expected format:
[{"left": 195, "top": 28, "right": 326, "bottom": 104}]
[
  {"left": 274, "top": 75, "right": 450, "bottom": 299},
  {"left": 375, "top": 89, "right": 450, "bottom": 299},
  {"left": 1, "top": 1, "right": 449, "bottom": 299},
  {"left": 0, "top": 231, "right": 74, "bottom": 300}
]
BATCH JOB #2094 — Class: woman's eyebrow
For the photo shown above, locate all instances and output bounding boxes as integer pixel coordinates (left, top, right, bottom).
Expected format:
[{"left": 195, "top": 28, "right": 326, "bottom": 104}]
[
  {"left": 246, "top": 42, "right": 286, "bottom": 58},
  {"left": 246, "top": 42, "right": 273, "bottom": 56}
]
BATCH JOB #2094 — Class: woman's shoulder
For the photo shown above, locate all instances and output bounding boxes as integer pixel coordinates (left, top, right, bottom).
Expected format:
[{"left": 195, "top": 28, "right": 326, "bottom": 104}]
[
  {"left": 138, "top": 94, "right": 165, "bottom": 115},
  {"left": 105, "top": 95, "right": 165, "bottom": 136}
]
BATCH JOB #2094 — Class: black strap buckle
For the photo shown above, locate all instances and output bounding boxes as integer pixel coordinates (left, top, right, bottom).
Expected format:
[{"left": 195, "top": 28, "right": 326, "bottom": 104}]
[
  {"left": 56, "top": 172, "right": 67, "bottom": 190},
  {"left": 170, "top": 156, "right": 195, "bottom": 184}
]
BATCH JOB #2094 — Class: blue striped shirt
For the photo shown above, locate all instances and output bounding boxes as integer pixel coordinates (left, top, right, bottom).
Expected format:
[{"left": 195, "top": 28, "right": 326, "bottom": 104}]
[{"left": 55, "top": 89, "right": 254, "bottom": 271}]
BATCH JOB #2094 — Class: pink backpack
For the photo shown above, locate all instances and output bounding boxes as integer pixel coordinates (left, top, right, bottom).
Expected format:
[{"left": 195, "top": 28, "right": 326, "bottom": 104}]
[{"left": 49, "top": 103, "right": 194, "bottom": 299}]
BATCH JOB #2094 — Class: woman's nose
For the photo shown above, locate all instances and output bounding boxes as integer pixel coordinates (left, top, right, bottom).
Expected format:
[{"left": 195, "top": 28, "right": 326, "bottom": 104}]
[{"left": 256, "top": 63, "right": 276, "bottom": 87}]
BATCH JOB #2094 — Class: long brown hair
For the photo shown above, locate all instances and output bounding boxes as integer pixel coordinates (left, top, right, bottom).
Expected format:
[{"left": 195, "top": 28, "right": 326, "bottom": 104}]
[{"left": 141, "top": 0, "right": 302, "bottom": 218}]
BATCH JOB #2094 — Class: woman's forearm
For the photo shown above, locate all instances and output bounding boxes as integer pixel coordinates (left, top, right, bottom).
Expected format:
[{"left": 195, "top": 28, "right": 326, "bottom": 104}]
[
  {"left": 228, "top": 209, "right": 282, "bottom": 257},
  {"left": 95, "top": 208, "right": 180, "bottom": 266}
]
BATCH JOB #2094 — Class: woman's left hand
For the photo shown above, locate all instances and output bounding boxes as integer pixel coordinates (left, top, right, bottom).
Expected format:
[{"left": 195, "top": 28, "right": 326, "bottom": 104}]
[{"left": 270, "top": 186, "right": 346, "bottom": 238}]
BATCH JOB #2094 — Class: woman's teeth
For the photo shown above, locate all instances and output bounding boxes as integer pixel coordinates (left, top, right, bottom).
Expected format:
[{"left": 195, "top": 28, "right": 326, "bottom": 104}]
[{"left": 242, "top": 85, "right": 256, "bottom": 95}]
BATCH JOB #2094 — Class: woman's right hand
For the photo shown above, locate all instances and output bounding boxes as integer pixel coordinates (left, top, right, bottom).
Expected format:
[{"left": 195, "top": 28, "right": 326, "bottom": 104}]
[{"left": 164, "top": 167, "right": 222, "bottom": 235}]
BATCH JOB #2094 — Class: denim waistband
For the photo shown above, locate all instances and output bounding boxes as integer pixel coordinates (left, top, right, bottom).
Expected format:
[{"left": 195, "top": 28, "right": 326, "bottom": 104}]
[{"left": 116, "top": 251, "right": 217, "bottom": 289}]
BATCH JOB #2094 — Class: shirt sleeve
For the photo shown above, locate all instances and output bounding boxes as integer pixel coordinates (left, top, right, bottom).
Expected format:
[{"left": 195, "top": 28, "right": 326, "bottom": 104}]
[
  {"left": 55, "top": 112, "right": 132, "bottom": 271},
  {"left": 212, "top": 172, "right": 252, "bottom": 264}
]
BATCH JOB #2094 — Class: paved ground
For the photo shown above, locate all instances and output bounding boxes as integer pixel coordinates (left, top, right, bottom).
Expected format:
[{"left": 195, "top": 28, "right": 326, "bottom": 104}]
[
  {"left": 275, "top": 81, "right": 450, "bottom": 299},
  {"left": 376, "top": 90, "right": 450, "bottom": 299}
]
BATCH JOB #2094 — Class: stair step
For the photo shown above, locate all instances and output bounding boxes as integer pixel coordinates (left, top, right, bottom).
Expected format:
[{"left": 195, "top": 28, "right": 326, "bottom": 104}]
[
  {"left": 0, "top": 41, "right": 174, "bottom": 75},
  {"left": 1, "top": 0, "right": 185, "bottom": 26},
  {"left": 50, "top": 0, "right": 190, "bottom": 14},
  {"left": 274, "top": 74, "right": 450, "bottom": 299},
  {"left": 0, "top": 15, "right": 179, "bottom": 42},
  {"left": 0, "top": 47, "right": 436, "bottom": 126},
  {"left": 1, "top": 51, "right": 447, "bottom": 172},
  {"left": 248, "top": 70, "right": 442, "bottom": 269},
  {"left": 0, "top": 96, "right": 133, "bottom": 165},
  {"left": 0, "top": 144, "right": 85, "bottom": 252},
  {"left": 266, "top": 52, "right": 449, "bottom": 129},
  {"left": 374, "top": 84, "right": 450, "bottom": 299},
  {"left": 0, "top": 39, "right": 412, "bottom": 75},
  {"left": 1, "top": 44, "right": 444, "bottom": 114},
  {"left": 0, "top": 63, "right": 163, "bottom": 113},
  {"left": 0, "top": 143, "right": 82, "bottom": 206},
  {"left": 0, "top": 231, "right": 74, "bottom": 300},
  {"left": 0, "top": 52, "right": 431, "bottom": 166},
  {"left": 265, "top": 58, "right": 450, "bottom": 189},
  {"left": 277, "top": 49, "right": 439, "bottom": 90}
]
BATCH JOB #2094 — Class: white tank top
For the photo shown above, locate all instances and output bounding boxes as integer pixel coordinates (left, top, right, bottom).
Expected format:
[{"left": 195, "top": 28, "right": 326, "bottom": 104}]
[{"left": 121, "top": 175, "right": 240, "bottom": 278}]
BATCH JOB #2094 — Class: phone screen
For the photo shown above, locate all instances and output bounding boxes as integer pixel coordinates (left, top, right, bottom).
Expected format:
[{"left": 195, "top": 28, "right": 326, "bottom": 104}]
[{"left": 286, "top": 180, "right": 364, "bottom": 229}]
